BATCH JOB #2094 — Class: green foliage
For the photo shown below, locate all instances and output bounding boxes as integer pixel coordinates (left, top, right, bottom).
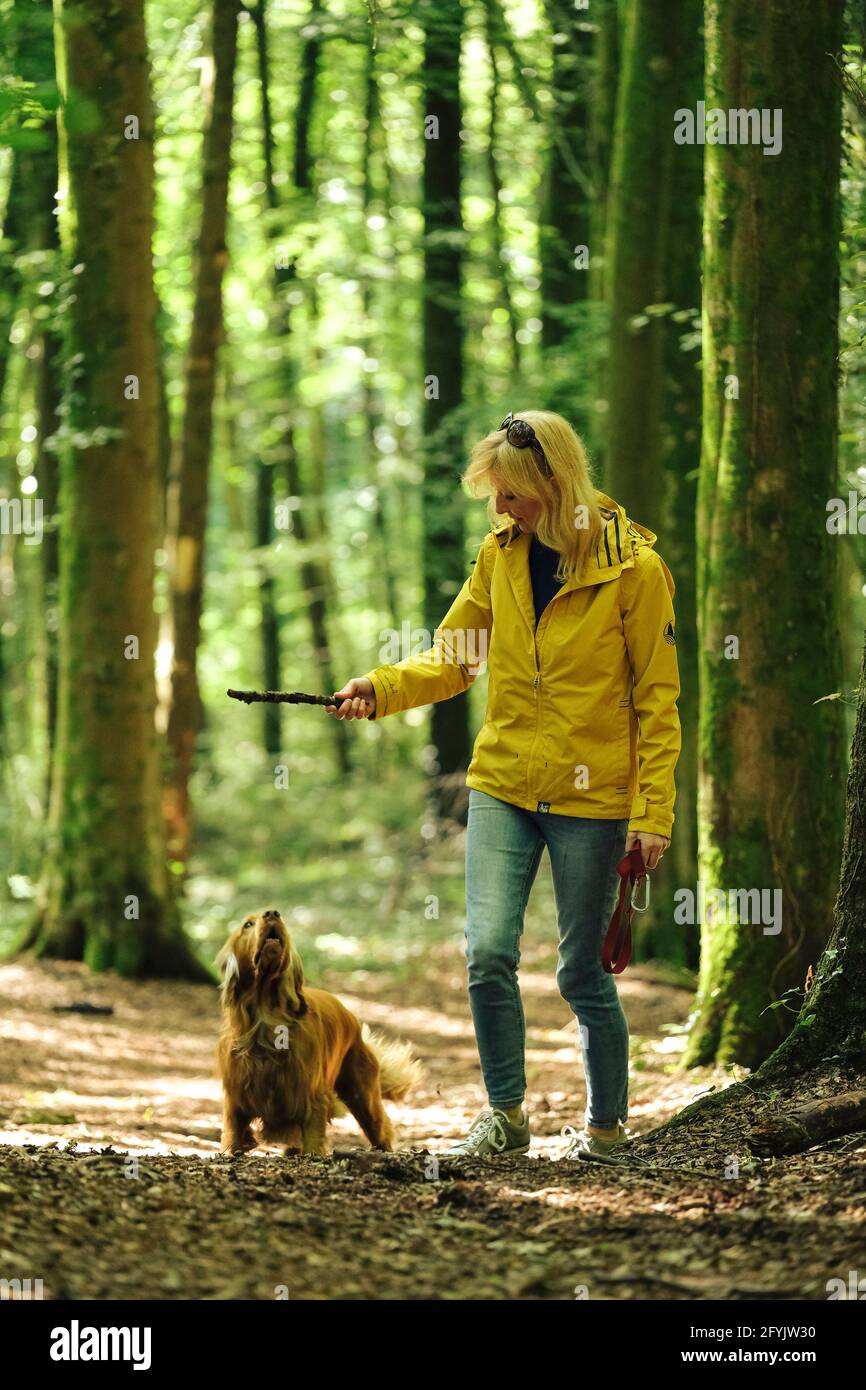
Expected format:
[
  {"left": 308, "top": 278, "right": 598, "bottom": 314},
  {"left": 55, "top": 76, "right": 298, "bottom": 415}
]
[{"left": 0, "top": 0, "right": 862, "bottom": 990}]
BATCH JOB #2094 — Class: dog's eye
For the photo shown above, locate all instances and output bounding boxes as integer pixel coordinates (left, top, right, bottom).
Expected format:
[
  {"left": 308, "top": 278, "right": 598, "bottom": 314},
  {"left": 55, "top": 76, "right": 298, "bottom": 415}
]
[{"left": 243, "top": 920, "right": 253, "bottom": 930}]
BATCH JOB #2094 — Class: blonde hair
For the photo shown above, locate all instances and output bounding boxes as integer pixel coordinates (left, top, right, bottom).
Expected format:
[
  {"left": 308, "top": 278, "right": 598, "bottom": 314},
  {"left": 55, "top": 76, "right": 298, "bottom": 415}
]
[{"left": 462, "top": 410, "right": 604, "bottom": 583}]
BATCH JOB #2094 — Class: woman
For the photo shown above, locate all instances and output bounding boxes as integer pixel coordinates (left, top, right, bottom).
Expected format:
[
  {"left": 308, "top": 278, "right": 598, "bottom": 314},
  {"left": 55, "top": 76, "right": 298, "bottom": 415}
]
[{"left": 328, "top": 410, "right": 681, "bottom": 1162}]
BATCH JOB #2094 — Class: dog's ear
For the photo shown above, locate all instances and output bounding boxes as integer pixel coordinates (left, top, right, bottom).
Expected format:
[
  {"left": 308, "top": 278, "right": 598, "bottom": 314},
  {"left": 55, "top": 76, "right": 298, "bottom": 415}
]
[
  {"left": 216, "top": 944, "right": 241, "bottom": 1001},
  {"left": 284, "top": 942, "right": 307, "bottom": 1017}
]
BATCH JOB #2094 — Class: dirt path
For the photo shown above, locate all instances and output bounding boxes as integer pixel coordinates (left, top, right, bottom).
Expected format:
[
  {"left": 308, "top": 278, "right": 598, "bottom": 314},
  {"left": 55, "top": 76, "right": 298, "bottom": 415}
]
[{"left": 1, "top": 954, "right": 864, "bottom": 1299}]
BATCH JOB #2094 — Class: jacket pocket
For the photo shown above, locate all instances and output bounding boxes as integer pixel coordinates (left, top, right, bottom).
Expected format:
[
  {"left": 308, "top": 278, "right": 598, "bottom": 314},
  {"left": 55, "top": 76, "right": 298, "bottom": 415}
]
[
  {"left": 612, "top": 699, "right": 632, "bottom": 794},
  {"left": 566, "top": 701, "right": 631, "bottom": 798}
]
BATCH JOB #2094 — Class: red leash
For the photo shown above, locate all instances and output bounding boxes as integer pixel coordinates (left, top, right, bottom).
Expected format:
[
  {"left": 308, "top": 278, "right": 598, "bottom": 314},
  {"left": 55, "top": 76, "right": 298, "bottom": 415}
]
[{"left": 602, "top": 844, "right": 649, "bottom": 975}]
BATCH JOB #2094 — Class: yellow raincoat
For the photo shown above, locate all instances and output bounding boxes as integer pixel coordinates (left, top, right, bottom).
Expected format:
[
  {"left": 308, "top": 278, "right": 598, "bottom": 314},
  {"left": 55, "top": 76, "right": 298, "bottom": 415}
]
[{"left": 364, "top": 493, "right": 681, "bottom": 837}]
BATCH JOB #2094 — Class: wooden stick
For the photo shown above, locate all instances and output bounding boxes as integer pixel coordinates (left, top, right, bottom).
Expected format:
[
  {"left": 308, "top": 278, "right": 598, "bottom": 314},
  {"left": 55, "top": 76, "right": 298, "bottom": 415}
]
[{"left": 226, "top": 688, "right": 341, "bottom": 707}]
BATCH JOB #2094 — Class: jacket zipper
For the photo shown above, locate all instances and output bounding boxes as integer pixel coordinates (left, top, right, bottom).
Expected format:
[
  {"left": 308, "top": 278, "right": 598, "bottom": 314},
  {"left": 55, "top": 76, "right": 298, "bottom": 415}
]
[{"left": 526, "top": 642, "right": 543, "bottom": 801}]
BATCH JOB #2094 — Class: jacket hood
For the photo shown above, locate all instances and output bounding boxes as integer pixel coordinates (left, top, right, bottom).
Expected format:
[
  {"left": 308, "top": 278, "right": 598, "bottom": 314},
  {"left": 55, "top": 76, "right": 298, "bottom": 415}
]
[
  {"left": 493, "top": 491, "right": 658, "bottom": 589},
  {"left": 593, "top": 491, "right": 658, "bottom": 575}
]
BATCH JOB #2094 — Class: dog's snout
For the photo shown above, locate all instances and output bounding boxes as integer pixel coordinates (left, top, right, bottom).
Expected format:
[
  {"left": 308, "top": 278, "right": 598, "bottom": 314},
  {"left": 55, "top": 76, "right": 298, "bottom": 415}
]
[{"left": 263, "top": 909, "right": 280, "bottom": 920}]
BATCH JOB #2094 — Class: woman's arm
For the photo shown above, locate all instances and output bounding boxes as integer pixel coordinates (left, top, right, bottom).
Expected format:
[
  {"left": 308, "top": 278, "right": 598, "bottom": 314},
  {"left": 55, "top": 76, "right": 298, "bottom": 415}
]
[
  {"left": 620, "top": 547, "right": 682, "bottom": 839},
  {"left": 362, "top": 534, "right": 495, "bottom": 720}
]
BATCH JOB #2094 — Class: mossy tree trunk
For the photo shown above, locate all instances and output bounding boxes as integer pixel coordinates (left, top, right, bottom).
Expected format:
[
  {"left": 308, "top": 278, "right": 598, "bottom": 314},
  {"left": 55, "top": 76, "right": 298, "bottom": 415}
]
[
  {"left": 634, "top": 1, "right": 702, "bottom": 966},
  {"left": 422, "top": 0, "right": 470, "bottom": 820},
  {"left": 686, "top": 0, "right": 846, "bottom": 1067},
  {"left": 30, "top": 0, "right": 208, "bottom": 979},
  {"left": 755, "top": 630, "right": 866, "bottom": 1081},
  {"left": 165, "top": 0, "right": 240, "bottom": 861}
]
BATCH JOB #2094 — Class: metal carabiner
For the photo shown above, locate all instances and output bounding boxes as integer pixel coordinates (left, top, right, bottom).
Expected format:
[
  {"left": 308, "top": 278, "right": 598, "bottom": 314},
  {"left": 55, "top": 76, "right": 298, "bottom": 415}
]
[{"left": 630, "top": 873, "right": 650, "bottom": 913}]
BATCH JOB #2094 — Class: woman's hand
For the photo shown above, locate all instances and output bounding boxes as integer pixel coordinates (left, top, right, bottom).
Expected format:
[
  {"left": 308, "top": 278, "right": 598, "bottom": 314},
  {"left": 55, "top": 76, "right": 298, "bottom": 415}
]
[
  {"left": 327, "top": 677, "right": 376, "bottom": 720},
  {"left": 625, "top": 831, "right": 670, "bottom": 871}
]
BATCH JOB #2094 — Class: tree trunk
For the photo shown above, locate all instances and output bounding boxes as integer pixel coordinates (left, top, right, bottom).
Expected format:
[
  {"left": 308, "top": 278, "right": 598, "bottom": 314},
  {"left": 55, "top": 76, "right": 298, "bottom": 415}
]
[
  {"left": 164, "top": 0, "right": 240, "bottom": 861},
  {"left": 0, "top": 155, "right": 24, "bottom": 411},
  {"left": 482, "top": 15, "right": 521, "bottom": 374},
  {"left": 603, "top": 0, "right": 696, "bottom": 527},
  {"left": 633, "top": 0, "right": 702, "bottom": 967},
  {"left": 9, "top": 0, "right": 63, "bottom": 770},
  {"left": 251, "top": 0, "right": 350, "bottom": 776},
  {"left": 422, "top": 0, "right": 470, "bottom": 818},
  {"left": 751, "top": 628, "right": 866, "bottom": 1082},
  {"left": 539, "top": 0, "right": 591, "bottom": 351},
  {"left": 588, "top": 0, "right": 619, "bottom": 303},
  {"left": 254, "top": 456, "right": 282, "bottom": 756},
  {"left": 361, "top": 40, "right": 401, "bottom": 631},
  {"left": 29, "top": 0, "right": 207, "bottom": 979},
  {"left": 685, "top": 0, "right": 846, "bottom": 1068},
  {"left": 748, "top": 1091, "right": 866, "bottom": 1157}
]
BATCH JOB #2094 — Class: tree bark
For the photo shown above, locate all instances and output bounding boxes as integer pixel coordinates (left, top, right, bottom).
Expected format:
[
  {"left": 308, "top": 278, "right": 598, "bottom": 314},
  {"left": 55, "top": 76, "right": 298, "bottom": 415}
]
[
  {"left": 422, "top": 0, "right": 470, "bottom": 818},
  {"left": 603, "top": 0, "right": 698, "bottom": 528},
  {"left": 0, "top": 155, "right": 24, "bottom": 411},
  {"left": 748, "top": 1091, "right": 866, "bottom": 1157},
  {"left": 686, "top": 0, "right": 846, "bottom": 1068},
  {"left": 251, "top": 0, "right": 350, "bottom": 776},
  {"left": 539, "top": 0, "right": 591, "bottom": 351},
  {"left": 751, "top": 629, "right": 866, "bottom": 1082},
  {"left": 482, "top": 19, "right": 520, "bottom": 375},
  {"left": 9, "top": 0, "right": 63, "bottom": 770},
  {"left": 361, "top": 39, "right": 401, "bottom": 631},
  {"left": 254, "top": 455, "right": 282, "bottom": 756},
  {"left": 633, "top": 0, "right": 702, "bottom": 966},
  {"left": 588, "top": 0, "right": 619, "bottom": 303},
  {"left": 29, "top": 0, "right": 207, "bottom": 978},
  {"left": 164, "top": 0, "right": 240, "bottom": 861}
]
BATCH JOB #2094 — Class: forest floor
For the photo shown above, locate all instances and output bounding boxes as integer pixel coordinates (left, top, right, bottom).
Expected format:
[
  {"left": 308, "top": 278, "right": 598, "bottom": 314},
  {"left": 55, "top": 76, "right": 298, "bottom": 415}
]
[{"left": 1, "top": 944, "right": 865, "bottom": 1301}]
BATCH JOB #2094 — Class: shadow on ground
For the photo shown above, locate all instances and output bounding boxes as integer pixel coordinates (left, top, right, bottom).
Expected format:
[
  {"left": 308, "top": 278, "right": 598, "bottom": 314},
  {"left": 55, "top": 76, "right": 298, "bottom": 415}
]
[{"left": 1, "top": 954, "right": 863, "bottom": 1299}]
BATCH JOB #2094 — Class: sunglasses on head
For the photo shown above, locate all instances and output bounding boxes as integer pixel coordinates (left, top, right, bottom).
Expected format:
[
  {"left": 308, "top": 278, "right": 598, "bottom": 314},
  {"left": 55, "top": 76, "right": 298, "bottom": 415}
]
[{"left": 497, "top": 412, "right": 553, "bottom": 479}]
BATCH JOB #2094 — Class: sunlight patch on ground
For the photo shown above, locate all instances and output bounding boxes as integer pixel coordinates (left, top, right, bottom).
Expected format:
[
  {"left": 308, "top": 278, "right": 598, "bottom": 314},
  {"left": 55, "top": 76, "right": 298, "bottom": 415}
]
[
  {"left": 339, "top": 994, "right": 478, "bottom": 1039},
  {"left": 0, "top": 957, "right": 708, "bottom": 1162}
]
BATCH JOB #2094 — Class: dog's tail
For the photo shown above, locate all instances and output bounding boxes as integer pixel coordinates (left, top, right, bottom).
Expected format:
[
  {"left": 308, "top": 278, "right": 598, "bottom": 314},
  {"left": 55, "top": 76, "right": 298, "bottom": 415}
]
[{"left": 362, "top": 1024, "right": 424, "bottom": 1101}]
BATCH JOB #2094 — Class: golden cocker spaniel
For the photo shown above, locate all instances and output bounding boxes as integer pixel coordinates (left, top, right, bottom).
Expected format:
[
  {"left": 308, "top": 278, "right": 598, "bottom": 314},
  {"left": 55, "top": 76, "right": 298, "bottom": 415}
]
[{"left": 216, "top": 909, "right": 421, "bottom": 1157}]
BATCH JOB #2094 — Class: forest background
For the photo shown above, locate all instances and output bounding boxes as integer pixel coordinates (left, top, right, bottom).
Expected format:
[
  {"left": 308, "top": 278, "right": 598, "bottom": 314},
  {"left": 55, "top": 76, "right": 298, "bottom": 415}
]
[{"left": 1, "top": 0, "right": 865, "bottom": 1081}]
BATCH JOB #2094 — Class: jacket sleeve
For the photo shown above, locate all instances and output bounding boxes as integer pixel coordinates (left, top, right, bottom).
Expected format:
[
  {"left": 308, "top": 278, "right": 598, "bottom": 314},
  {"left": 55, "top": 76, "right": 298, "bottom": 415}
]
[
  {"left": 620, "top": 547, "right": 682, "bottom": 838},
  {"left": 362, "top": 535, "right": 495, "bottom": 719}
]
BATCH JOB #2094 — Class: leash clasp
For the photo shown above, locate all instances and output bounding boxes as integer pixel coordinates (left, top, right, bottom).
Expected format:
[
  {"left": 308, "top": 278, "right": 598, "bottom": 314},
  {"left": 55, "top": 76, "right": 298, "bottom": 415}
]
[{"left": 630, "top": 872, "right": 650, "bottom": 913}]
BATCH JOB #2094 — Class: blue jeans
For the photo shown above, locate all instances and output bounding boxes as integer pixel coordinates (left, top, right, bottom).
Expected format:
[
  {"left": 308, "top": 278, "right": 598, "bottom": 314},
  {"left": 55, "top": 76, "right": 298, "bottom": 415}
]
[{"left": 465, "top": 788, "right": 630, "bottom": 1128}]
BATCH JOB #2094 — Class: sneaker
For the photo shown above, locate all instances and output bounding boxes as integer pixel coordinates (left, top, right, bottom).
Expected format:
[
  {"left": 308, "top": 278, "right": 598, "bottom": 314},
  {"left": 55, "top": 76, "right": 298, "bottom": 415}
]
[
  {"left": 443, "top": 1107, "right": 530, "bottom": 1158},
  {"left": 561, "top": 1121, "right": 634, "bottom": 1165}
]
